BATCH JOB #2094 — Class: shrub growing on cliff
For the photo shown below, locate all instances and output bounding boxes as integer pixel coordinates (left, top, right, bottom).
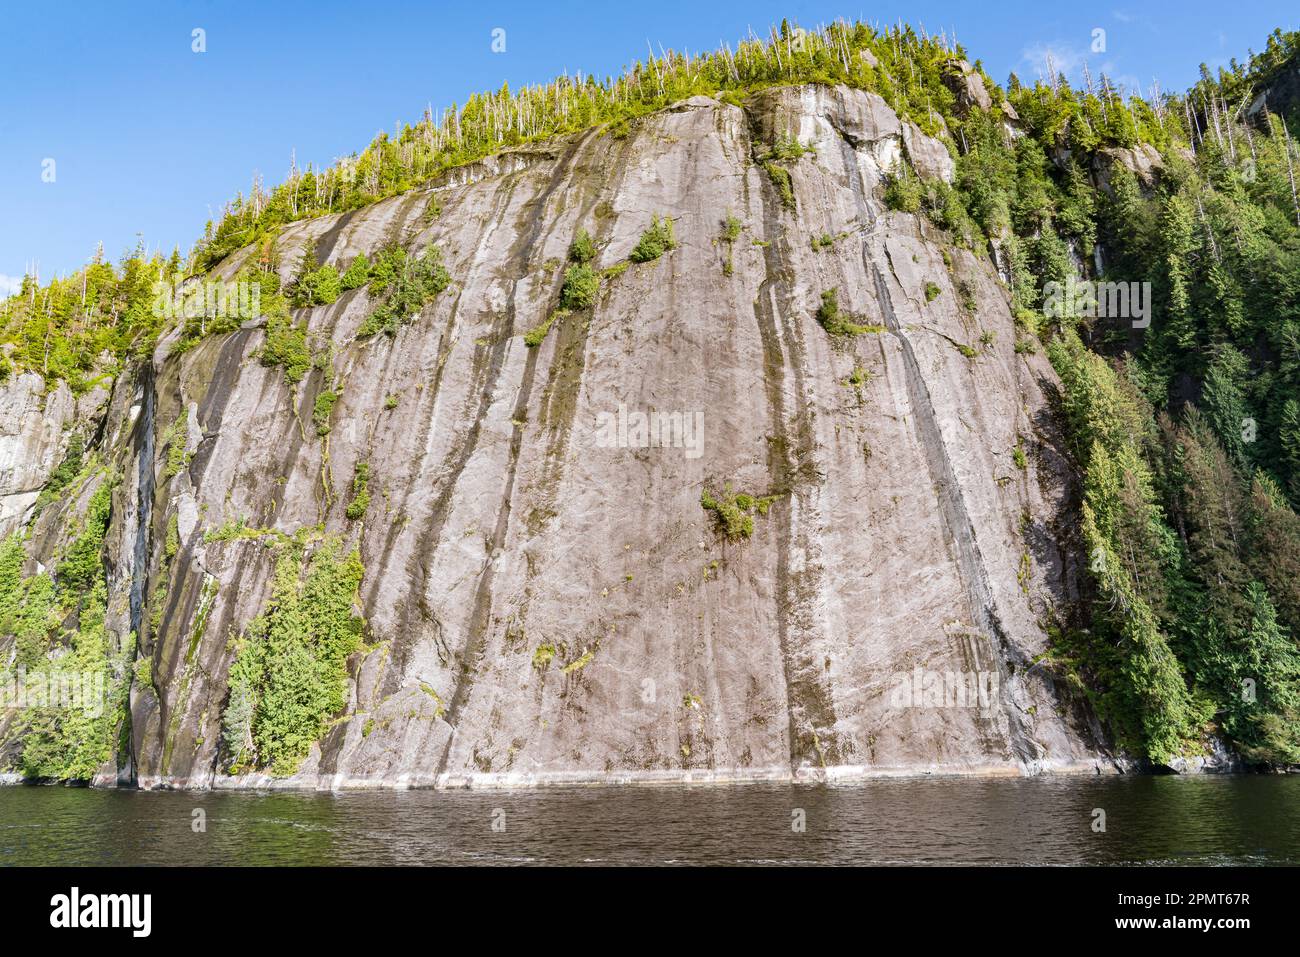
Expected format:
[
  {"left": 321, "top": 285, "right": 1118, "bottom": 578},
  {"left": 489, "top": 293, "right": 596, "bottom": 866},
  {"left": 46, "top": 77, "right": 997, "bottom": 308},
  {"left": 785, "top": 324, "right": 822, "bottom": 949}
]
[
  {"left": 720, "top": 213, "right": 743, "bottom": 275},
  {"left": 559, "top": 264, "right": 599, "bottom": 309},
  {"left": 0, "top": 534, "right": 25, "bottom": 634},
  {"left": 630, "top": 215, "right": 677, "bottom": 263},
  {"left": 701, "top": 485, "right": 780, "bottom": 542},
  {"left": 221, "top": 629, "right": 262, "bottom": 772},
  {"left": 763, "top": 162, "right": 796, "bottom": 211},
  {"left": 55, "top": 480, "right": 113, "bottom": 597},
  {"left": 815, "top": 289, "right": 884, "bottom": 337},
  {"left": 33, "top": 433, "right": 85, "bottom": 515},
  {"left": 759, "top": 134, "right": 812, "bottom": 212},
  {"left": 9, "top": 475, "right": 133, "bottom": 781},
  {"left": 261, "top": 295, "right": 312, "bottom": 385},
  {"left": 312, "top": 388, "right": 340, "bottom": 436},
  {"left": 883, "top": 165, "right": 923, "bottom": 212},
  {"left": 292, "top": 264, "right": 342, "bottom": 307},
  {"left": 357, "top": 245, "right": 452, "bottom": 338},
  {"left": 340, "top": 254, "right": 371, "bottom": 290},
  {"left": 569, "top": 228, "right": 597, "bottom": 265},
  {"left": 346, "top": 462, "right": 371, "bottom": 520},
  {"left": 19, "top": 582, "right": 133, "bottom": 781},
  {"left": 221, "top": 538, "right": 365, "bottom": 775},
  {"left": 162, "top": 413, "right": 190, "bottom": 478},
  {"left": 524, "top": 310, "right": 566, "bottom": 348}
]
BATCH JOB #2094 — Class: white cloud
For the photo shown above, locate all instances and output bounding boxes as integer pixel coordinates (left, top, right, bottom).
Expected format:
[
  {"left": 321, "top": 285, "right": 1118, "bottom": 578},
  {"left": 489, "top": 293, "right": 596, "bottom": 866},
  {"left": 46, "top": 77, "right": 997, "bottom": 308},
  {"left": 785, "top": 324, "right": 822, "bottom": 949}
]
[
  {"left": 1020, "top": 41, "right": 1144, "bottom": 98},
  {"left": 1021, "top": 41, "right": 1087, "bottom": 82},
  {"left": 0, "top": 274, "right": 24, "bottom": 299}
]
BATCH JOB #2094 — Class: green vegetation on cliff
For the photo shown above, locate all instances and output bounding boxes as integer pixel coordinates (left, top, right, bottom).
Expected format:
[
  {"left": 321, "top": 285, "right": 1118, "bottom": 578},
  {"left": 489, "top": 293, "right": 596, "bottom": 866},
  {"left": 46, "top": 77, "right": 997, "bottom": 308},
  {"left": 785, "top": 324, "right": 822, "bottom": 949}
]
[
  {"left": 220, "top": 537, "right": 365, "bottom": 775},
  {"left": 701, "top": 485, "right": 780, "bottom": 541},
  {"left": 356, "top": 244, "right": 452, "bottom": 338},
  {"left": 3, "top": 19, "right": 1300, "bottom": 775},
  {"left": 0, "top": 472, "right": 133, "bottom": 780}
]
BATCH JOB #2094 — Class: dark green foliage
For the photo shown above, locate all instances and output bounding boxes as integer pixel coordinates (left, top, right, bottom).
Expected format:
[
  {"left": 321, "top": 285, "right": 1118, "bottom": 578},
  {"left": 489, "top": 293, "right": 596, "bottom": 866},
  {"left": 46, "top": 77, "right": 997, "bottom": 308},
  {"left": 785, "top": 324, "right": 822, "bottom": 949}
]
[
  {"left": 560, "top": 264, "right": 599, "bottom": 310},
  {"left": 221, "top": 538, "right": 365, "bottom": 775},
  {"left": 1013, "top": 33, "right": 1300, "bottom": 762},
  {"left": 1047, "top": 332, "right": 1200, "bottom": 761}
]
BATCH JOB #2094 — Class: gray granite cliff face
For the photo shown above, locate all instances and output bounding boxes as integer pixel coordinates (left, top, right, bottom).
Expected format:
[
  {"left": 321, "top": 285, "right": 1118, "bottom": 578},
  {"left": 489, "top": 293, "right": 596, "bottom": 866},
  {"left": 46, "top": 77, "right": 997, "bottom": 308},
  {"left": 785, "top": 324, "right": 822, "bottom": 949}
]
[{"left": 0, "top": 86, "right": 1110, "bottom": 788}]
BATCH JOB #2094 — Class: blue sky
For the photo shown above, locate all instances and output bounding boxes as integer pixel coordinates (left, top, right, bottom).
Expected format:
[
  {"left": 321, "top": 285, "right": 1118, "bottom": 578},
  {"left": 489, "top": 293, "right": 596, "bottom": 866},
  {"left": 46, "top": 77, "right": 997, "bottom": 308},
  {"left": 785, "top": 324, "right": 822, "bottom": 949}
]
[{"left": 1, "top": 0, "right": 1294, "bottom": 287}]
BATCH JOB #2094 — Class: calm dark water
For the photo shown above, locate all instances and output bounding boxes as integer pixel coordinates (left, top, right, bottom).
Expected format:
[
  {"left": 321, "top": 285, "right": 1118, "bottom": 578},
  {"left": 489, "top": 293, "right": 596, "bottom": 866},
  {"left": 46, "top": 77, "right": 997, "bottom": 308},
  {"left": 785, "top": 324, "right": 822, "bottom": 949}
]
[{"left": 0, "top": 775, "right": 1296, "bottom": 866}]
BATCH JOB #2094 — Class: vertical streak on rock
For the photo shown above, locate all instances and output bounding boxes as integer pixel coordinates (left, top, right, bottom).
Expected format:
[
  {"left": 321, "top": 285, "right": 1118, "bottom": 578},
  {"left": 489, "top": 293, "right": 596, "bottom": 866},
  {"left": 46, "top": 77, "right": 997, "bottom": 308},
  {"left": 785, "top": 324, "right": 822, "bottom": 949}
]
[
  {"left": 433, "top": 131, "right": 601, "bottom": 775},
  {"left": 380, "top": 177, "right": 528, "bottom": 682},
  {"left": 749, "top": 188, "right": 797, "bottom": 773},
  {"left": 128, "top": 365, "right": 155, "bottom": 649},
  {"left": 870, "top": 255, "right": 1036, "bottom": 766},
  {"left": 122, "top": 364, "right": 156, "bottom": 785}
]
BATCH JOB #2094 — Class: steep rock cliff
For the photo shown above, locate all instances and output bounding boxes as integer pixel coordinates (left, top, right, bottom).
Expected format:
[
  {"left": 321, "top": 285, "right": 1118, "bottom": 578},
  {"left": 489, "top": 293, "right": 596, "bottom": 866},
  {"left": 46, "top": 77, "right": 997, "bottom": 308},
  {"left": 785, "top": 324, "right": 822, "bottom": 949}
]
[{"left": 0, "top": 85, "right": 1111, "bottom": 788}]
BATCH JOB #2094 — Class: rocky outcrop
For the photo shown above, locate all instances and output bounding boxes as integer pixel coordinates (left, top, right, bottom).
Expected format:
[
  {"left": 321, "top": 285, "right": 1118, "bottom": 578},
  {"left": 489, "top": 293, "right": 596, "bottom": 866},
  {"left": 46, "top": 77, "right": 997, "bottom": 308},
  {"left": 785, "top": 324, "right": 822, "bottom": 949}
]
[
  {"left": 1092, "top": 143, "right": 1164, "bottom": 194},
  {"left": 0, "top": 84, "right": 1111, "bottom": 789},
  {"left": 1246, "top": 62, "right": 1300, "bottom": 126},
  {"left": 0, "top": 373, "right": 109, "bottom": 537},
  {"left": 940, "top": 60, "right": 993, "bottom": 115}
]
